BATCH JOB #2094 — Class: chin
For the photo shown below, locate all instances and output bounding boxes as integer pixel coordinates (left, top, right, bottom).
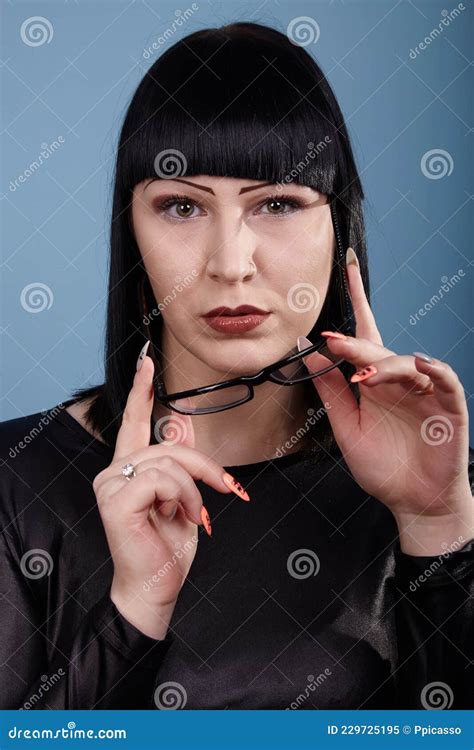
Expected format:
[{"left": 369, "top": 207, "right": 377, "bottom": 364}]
[{"left": 199, "top": 341, "right": 292, "bottom": 376}]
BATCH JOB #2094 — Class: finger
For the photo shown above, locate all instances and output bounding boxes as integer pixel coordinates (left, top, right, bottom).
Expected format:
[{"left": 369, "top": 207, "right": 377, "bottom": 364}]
[
  {"left": 130, "top": 456, "right": 203, "bottom": 525},
  {"left": 298, "top": 341, "right": 360, "bottom": 451},
  {"left": 319, "top": 332, "right": 395, "bottom": 372},
  {"left": 346, "top": 252, "right": 384, "bottom": 346},
  {"left": 349, "top": 354, "right": 434, "bottom": 394},
  {"left": 412, "top": 355, "right": 468, "bottom": 412},
  {"left": 156, "top": 406, "right": 197, "bottom": 521},
  {"left": 97, "top": 442, "right": 235, "bottom": 498},
  {"left": 102, "top": 466, "right": 200, "bottom": 525},
  {"left": 141, "top": 472, "right": 184, "bottom": 522},
  {"left": 113, "top": 342, "right": 154, "bottom": 462}
]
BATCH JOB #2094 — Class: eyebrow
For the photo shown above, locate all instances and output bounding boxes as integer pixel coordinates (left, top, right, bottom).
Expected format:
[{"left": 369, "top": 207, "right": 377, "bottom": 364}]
[{"left": 143, "top": 178, "right": 276, "bottom": 195}]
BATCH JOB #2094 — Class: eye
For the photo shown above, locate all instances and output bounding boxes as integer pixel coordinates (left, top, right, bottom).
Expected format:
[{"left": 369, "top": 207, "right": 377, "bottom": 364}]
[
  {"left": 258, "top": 195, "right": 303, "bottom": 216},
  {"left": 152, "top": 192, "right": 306, "bottom": 220},
  {"left": 153, "top": 194, "right": 204, "bottom": 220}
]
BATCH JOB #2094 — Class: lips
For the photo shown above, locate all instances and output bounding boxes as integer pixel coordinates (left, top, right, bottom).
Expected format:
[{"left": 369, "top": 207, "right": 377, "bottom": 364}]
[{"left": 203, "top": 305, "right": 269, "bottom": 317}]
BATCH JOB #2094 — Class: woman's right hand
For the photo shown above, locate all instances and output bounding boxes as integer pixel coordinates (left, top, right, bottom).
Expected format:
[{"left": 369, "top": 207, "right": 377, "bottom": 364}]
[{"left": 92, "top": 349, "right": 240, "bottom": 638}]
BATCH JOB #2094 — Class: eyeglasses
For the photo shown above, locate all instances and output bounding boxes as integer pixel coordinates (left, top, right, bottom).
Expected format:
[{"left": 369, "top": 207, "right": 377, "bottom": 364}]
[{"left": 139, "top": 193, "right": 355, "bottom": 416}]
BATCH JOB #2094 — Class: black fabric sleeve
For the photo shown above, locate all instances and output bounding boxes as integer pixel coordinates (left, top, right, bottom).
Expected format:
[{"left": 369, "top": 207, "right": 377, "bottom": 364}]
[
  {"left": 393, "top": 535, "right": 474, "bottom": 709},
  {"left": 0, "top": 530, "right": 174, "bottom": 709}
]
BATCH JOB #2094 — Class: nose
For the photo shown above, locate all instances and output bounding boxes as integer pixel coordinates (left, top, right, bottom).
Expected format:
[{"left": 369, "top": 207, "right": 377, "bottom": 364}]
[{"left": 205, "top": 220, "right": 258, "bottom": 283}]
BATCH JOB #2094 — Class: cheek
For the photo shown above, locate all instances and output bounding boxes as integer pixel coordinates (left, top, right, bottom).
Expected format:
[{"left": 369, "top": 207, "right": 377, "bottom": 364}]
[
  {"left": 267, "top": 226, "right": 333, "bottom": 289},
  {"left": 134, "top": 219, "right": 200, "bottom": 289},
  {"left": 268, "top": 236, "right": 333, "bottom": 325}
]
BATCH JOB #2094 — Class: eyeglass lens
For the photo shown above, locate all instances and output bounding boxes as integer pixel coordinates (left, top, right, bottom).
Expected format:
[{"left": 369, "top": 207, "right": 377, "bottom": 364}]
[{"left": 168, "top": 341, "right": 343, "bottom": 414}]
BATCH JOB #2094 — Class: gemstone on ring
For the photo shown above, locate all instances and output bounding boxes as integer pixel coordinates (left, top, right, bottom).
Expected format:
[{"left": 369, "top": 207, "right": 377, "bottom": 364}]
[{"left": 121, "top": 462, "right": 136, "bottom": 480}]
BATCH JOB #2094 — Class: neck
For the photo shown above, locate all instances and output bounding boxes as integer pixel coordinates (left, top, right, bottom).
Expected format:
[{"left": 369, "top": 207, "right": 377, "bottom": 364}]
[
  {"left": 152, "top": 376, "right": 314, "bottom": 468},
  {"left": 151, "top": 326, "right": 317, "bottom": 466}
]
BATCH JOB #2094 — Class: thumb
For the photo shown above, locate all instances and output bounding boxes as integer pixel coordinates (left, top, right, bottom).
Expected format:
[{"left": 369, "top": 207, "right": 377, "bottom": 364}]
[
  {"left": 297, "top": 336, "right": 359, "bottom": 447},
  {"left": 157, "top": 399, "right": 196, "bottom": 448}
]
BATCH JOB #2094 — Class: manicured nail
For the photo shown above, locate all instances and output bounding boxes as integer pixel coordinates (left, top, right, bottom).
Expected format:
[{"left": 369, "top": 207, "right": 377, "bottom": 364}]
[
  {"left": 297, "top": 335, "right": 313, "bottom": 352},
  {"left": 222, "top": 472, "right": 250, "bottom": 501},
  {"left": 350, "top": 365, "right": 378, "bottom": 383},
  {"left": 201, "top": 505, "right": 212, "bottom": 536},
  {"left": 136, "top": 340, "right": 150, "bottom": 371},
  {"left": 321, "top": 331, "right": 347, "bottom": 340},
  {"left": 346, "top": 247, "right": 360, "bottom": 270},
  {"left": 413, "top": 351, "right": 433, "bottom": 364}
]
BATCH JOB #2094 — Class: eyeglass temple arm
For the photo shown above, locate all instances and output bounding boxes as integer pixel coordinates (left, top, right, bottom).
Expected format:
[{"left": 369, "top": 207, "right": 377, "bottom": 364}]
[{"left": 329, "top": 195, "right": 356, "bottom": 336}]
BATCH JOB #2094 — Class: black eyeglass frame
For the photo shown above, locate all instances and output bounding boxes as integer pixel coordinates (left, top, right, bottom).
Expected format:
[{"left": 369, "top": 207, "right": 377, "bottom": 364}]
[{"left": 139, "top": 192, "right": 356, "bottom": 415}]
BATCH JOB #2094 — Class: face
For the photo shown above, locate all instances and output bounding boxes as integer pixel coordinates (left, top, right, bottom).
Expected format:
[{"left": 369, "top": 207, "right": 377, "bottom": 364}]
[{"left": 131, "top": 175, "right": 334, "bottom": 383}]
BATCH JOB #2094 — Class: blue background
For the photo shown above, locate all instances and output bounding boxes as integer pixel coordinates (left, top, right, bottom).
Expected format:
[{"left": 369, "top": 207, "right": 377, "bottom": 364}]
[{"left": 1, "top": 0, "right": 472, "bottom": 440}]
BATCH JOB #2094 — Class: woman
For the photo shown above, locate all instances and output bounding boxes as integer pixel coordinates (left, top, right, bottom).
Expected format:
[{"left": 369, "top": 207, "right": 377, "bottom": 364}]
[{"left": 0, "top": 21, "right": 472, "bottom": 711}]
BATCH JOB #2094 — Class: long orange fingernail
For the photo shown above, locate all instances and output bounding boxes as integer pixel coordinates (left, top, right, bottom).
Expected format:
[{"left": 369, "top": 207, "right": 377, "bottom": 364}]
[
  {"left": 350, "top": 365, "right": 377, "bottom": 383},
  {"left": 321, "top": 331, "right": 347, "bottom": 340},
  {"left": 201, "top": 505, "right": 212, "bottom": 536},
  {"left": 222, "top": 472, "right": 251, "bottom": 501}
]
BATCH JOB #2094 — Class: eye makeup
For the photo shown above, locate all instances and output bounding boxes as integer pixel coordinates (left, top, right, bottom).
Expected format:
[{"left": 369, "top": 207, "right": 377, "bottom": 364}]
[{"left": 151, "top": 192, "right": 317, "bottom": 221}]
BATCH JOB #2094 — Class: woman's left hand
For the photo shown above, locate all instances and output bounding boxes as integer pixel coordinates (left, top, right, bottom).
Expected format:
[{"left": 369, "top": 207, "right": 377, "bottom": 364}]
[{"left": 301, "top": 252, "right": 473, "bottom": 554}]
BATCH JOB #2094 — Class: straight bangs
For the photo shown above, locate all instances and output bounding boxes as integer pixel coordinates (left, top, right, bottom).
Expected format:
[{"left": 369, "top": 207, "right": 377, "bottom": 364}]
[{"left": 118, "top": 24, "right": 343, "bottom": 197}]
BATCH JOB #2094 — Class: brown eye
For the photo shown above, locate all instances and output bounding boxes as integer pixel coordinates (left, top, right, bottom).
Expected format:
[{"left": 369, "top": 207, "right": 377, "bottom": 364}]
[
  {"left": 175, "top": 200, "right": 194, "bottom": 218},
  {"left": 259, "top": 196, "right": 302, "bottom": 216},
  {"left": 266, "top": 199, "right": 284, "bottom": 213},
  {"left": 154, "top": 195, "right": 202, "bottom": 220}
]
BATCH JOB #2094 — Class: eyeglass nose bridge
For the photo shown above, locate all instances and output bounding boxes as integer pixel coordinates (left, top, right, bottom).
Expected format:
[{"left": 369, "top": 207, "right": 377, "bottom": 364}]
[
  {"left": 223, "top": 341, "right": 342, "bottom": 389},
  {"left": 224, "top": 346, "right": 316, "bottom": 390},
  {"left": 159, "top": 340, "right": 340, "bottom": 401}
]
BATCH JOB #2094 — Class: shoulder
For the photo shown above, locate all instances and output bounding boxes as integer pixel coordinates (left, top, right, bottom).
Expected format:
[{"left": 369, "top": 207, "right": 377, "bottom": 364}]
[
  {"left": 0, "top": 401, "right": 107, "bottom": 531},
  {"left": 0, "top": 402, "right": 64, "bottom": 499},
  {"left": 0, "top": 404, "right": 66, "bottom": 464}
]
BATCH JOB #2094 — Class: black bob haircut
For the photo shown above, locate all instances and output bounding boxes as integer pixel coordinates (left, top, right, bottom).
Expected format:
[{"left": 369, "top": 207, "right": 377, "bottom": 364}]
[{"left": 71, "top": 21, "right": 369, "bottom": 458}]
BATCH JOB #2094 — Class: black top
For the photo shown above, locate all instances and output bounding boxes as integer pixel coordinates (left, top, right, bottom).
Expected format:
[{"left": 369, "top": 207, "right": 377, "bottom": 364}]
[{"left": 0, "top": 400, "right": 472, "bottom": 710}]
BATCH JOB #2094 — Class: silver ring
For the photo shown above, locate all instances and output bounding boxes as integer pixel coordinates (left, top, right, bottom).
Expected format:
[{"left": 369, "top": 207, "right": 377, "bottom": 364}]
[{"left": 121, "top": 462, "right": 137, "bottom": 480}]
